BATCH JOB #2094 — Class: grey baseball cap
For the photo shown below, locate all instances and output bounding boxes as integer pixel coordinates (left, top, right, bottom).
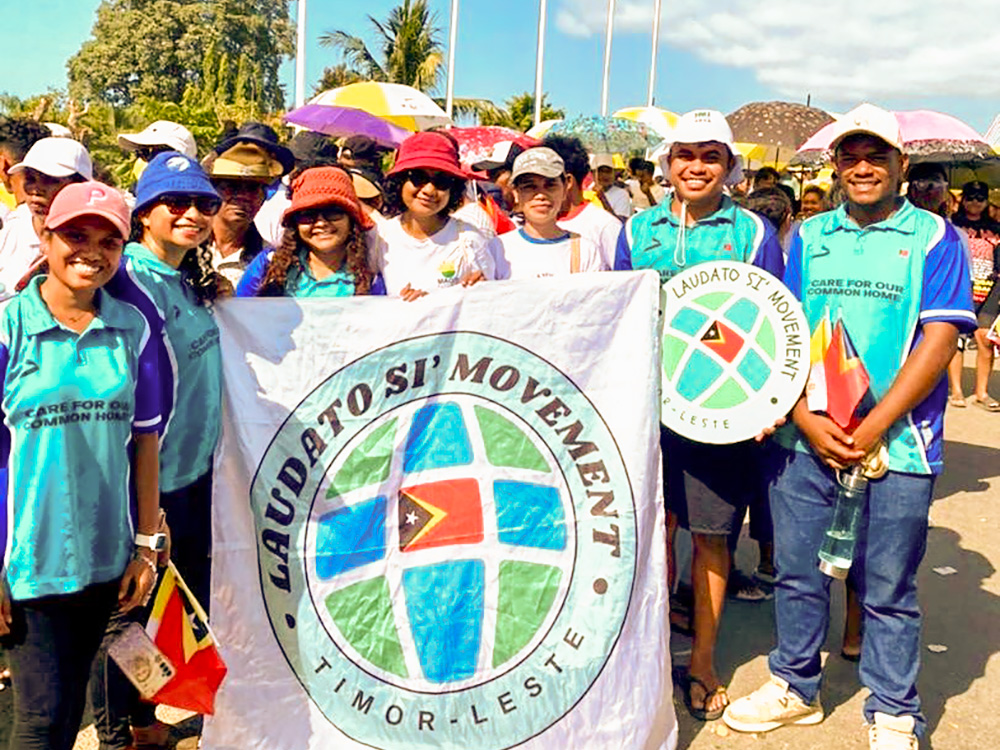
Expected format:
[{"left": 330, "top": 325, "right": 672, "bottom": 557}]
[{"left": 510, "top": 147, "right": 565, "bottom": 182}]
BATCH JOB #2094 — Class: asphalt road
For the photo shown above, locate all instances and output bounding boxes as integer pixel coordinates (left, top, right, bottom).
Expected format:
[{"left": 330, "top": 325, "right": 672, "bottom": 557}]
[{"left": 0, "top": 354, "right": 990, "bottom": 750}]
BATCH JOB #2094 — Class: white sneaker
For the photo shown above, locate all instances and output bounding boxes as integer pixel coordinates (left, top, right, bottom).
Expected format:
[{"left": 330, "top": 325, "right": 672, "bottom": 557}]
[
  {"left": 723, "top": 674, "right": 824, "bottom": 733},
  {"left": 868, "top": 712, "right": 918, "bottom": 750}
]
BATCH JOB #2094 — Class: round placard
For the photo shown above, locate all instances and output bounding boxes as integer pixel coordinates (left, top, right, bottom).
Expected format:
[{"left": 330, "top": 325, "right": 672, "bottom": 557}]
[{"left": 660, "top": 260, "right": 809, "bottom": 444}]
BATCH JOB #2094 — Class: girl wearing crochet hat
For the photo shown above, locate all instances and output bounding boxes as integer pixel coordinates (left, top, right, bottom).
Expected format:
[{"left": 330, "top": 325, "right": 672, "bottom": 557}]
[
  {"left": 235, "top": 165, "right": 383, "bottom": 298},
  {"left": 372, "top": 130, "right": 499, "bottom": 300},
  {"left": 94, "top": 150, "right": 225, "bottom": 749}
]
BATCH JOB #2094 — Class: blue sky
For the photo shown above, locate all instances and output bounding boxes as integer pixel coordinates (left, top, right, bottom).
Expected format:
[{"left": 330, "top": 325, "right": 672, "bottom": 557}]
[{"left": 6, "top": 0, "right": 1000, "bottom": 133}]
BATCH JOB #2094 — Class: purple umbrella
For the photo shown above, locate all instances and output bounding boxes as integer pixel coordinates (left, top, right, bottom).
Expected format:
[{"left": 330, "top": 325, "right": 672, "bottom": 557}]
[{"left": 283, "top": 104, "right": 410, "bottom": 148}]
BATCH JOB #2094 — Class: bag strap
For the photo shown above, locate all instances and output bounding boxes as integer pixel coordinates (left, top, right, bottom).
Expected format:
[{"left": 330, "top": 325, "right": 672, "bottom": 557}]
[{"left": 569, "top": 236, "right": 581, "bottom": 274}]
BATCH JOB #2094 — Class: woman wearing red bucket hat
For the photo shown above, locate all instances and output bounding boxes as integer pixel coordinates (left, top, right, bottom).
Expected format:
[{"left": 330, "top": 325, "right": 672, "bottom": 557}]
[
  {"left": 236, "top": 165, "right": 383, "bottom": 297},
  {"left": 373, "top": 131, "right": 499, "bottom": 300}
]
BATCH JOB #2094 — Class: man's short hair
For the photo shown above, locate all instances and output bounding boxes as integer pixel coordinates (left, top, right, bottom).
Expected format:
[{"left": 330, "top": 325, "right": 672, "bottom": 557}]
[
  {"left": 747, "top": 187, "right": 792, "bottom": 230},
  {"left": 542, "top": 134, "right": 590, "bottom": 184},
  {"left": 632, "top": 159, "right": 655, "bottom": 175},
  {"left": 0, "top": 117, "right": 51, "bottom": 161},
  {"left": 753, "top": 166, "right": 781, "bottom": 187}
]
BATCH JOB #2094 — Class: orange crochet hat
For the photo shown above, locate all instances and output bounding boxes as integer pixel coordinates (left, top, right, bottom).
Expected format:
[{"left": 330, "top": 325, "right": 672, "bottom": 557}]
[{"left": 283, "top": 166, "right": 373, "bottom": 230}]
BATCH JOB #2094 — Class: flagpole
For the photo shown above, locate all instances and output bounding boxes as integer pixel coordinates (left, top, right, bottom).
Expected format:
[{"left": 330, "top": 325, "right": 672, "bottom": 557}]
[
  {"left": 600, "top": 0, "right": 616, "bottom": 117},
  {"left": 295, "top": 0, "right": 307, "bottom": 107},
  {"left": 445, "top": 0, "right": 460, "bottom": 119},
  {"left": 647, "top": 0, "right": 662, "bottom": 107},
  {"left": 533, "top": 0, "right": 548, "bottom": 128}
]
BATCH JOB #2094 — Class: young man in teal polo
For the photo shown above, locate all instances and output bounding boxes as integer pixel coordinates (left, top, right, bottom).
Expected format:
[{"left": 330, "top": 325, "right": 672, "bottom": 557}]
[
  {"left": 724, "top": 104, "right": 975, "bottom": 749},
  {"left": 615, "top": 109, "right": 784, "bottom": 721}
]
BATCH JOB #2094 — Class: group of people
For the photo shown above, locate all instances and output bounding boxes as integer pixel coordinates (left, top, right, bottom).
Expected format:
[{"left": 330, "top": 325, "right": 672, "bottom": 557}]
[{"left": 0, "top": 99, "right": 982, "bottom": 750}]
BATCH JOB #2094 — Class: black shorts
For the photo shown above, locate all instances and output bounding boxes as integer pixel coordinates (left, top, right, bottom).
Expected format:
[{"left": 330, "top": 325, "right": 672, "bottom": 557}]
[{"left": 661, "top": 427, "right": 762, "bottom": 536}]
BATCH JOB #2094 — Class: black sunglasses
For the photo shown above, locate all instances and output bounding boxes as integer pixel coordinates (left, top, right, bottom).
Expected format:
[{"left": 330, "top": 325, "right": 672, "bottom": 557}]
[
  {"left": 135, "top": 146, "right": 171, "bottom": 162},
  {"left": 295, "top": 206, "right": 349, "bottom": 224},
  {"left": 403, "top": 169, "right": 458, "bottom": 191},
  {"left": 964, "top": 192, "right": 988, "bottom": 201},
  {"left": 159, "top": 195, "right": 222, "bottom": 216}
]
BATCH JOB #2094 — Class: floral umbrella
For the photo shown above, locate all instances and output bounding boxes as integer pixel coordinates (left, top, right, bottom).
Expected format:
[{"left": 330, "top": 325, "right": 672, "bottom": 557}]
[
  {"left": 546, "top": 116, "right": 663, "bottom": 154},
  {"left": 612, "top": 106, "right": 679, "bottom": 139},
  {"left": 448, "top": 126, "right": 539, "bottom": 170}
]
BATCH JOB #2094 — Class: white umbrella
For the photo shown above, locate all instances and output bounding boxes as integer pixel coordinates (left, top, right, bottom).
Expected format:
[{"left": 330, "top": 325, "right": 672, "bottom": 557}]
[{"left": 310, "top": 82, "right": 450, "bottom": 132}]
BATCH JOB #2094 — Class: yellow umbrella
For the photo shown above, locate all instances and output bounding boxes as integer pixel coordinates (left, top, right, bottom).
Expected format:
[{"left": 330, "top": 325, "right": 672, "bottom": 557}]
[
  {"left": 309, "top": 82, "right": 450, "bottom": 131},
  {"left": 526, "top": 119, "right": 562, "bottom": 139},
  {"left": 613, "top": 107, "right": 679, "bottom": 139},
  {"left": 734, "top": 142, "right": 790, "bottom": 171}
]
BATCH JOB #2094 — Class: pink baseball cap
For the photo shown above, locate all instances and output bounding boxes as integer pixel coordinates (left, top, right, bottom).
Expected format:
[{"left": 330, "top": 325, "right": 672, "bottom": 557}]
[{"left": 44, "top": 182, "right": 131, "bottom": 240}]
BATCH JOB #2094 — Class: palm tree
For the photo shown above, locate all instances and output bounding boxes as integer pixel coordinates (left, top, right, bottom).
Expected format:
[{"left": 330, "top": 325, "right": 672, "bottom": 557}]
[
  {"left": 319, "top": 0, "right": 443, "bottom": 92},
  {"left": 480, "top": 93, "right": 565, "bottom": 132}
]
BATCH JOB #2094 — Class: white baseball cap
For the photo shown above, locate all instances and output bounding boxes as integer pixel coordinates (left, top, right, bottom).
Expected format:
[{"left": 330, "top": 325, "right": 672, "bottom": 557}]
[
  {"left": 654, "top": 109, "right": 744, "bottom": 186},
  {"left": 118, "top": 120, "right": 197, "bottom": 159},
  {"left": 590, "top": 153, "right": 616, "bottom": 170},
  {"left": 827, "top": 103, "right": 903, "bottom": 152},
  {"left": 9, "top": 137, "right": 93, "bottom": 180}
]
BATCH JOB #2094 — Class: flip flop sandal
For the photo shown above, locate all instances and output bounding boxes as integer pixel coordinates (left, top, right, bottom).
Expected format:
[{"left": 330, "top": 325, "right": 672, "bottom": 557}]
[
  {"left": 969, "top": 396, "right": 1000, "bottom": 412},
  {"left": 948, "top": 396, "right": 968, "bottom": 407},
  {"left": 673, "top": 666, "right": 729, "bottom": 721}
]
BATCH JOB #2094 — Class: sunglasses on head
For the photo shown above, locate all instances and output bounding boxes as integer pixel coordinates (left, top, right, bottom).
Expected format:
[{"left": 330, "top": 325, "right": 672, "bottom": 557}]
[
  {"left": 403, "top": 170, "right": 457, "bottom": 191},
  {"left": 295, "top": 206, "right": 349, "bottom": 224},
  {"left": 159, "top": 195, "right": 222, "bottom": 216}
]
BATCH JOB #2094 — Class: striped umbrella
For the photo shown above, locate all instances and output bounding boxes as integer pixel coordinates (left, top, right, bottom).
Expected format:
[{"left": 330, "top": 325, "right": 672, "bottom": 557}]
[
  {"left": 283, "top": 104, "right": 410, "bottom": 148},
  {"left": 309, "top": 82, "right": 451, "bottom": 132},
  {"left": 612, "top": 106, "right": 679, "bottom": 139}
]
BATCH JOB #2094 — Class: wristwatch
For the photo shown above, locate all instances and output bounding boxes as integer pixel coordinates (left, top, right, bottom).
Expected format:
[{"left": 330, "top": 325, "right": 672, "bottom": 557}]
[{"left": 135, "top": 532, "right": 167, "bottom": 551}]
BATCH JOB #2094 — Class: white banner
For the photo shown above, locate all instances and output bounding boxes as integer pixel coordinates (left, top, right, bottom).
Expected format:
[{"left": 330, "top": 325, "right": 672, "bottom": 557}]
[{"left": 204, "top": 272, "right": 676, "bottom": 750}]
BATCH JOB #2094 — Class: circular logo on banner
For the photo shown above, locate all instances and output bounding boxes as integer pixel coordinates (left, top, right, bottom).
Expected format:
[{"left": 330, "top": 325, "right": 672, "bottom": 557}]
[
  {"left": 660, "top": 261, "right": 809, "bottom": 444},
  {"left": 250, "top": 332, "right": 636, "bottom": 749}
]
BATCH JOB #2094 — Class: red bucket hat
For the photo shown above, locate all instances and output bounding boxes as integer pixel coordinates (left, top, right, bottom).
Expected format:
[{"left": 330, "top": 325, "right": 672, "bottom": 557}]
[
  {"left": 387, "top": 131, "right": 468, "bottom": 180},
  {"left": 283, "top": 166, "right": 373, "bottom": 230}
]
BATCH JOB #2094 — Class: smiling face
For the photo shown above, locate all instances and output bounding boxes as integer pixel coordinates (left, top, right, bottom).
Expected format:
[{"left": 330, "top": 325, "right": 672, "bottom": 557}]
[
  {"left": 800, "top": 190, "right": 825, "bottom": 218},
  {"left": 23, "top": 168, "right": 78, "bottom": 219},
  {"left": 295, "top": 206, "right": 352, "bottom": 256},
  {"left": 667, "top": 142, "right": 732, "bottom": 207},
  {"left": 833, "top": 134, "right": 906, "bottom": 213},
  {"left": 401, "top": 169, "right": 455, "bottom": 219},
  {"left": 141, "top": 195, "right": 215, "bottom": 253},
  {"left": 43, "top": 215, "right": 124, "bottom": 291},
  {"left": 514, "top": 174, "right": 566, "bottom": 227}
]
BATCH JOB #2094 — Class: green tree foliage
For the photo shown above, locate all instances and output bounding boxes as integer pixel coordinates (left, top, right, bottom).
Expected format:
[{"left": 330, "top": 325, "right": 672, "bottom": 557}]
[
  {"left": 68, "top": 0, "right": 293, "bottom": 112},
  {"left": 480, "top": 93, "right": 564, "bottom": 132},
  {"left": 319, "top": 0, "right": 443, "bottom": 92},
  {"left": 312, "top": 65, "right": 364, "bottom": 98}
]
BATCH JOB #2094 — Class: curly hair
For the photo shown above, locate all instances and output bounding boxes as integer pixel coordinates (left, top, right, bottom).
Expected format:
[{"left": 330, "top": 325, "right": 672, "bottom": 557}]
[
  {"left": 381, "top": 171, "right": 466, "bottom": 219},
  {"left": 257, "top": 220, "right": 372, "bottom": 296},
  {"left": 0, "top": 117, "right": 50, "bottom": 161},
  {"left": 129, "top": 212, "right": 229, "bottom": 305}
]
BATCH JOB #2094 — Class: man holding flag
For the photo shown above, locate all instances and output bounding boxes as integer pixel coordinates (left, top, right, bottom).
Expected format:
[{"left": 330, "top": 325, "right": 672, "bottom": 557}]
[{"left": 724, "top": 104, "right": 976, "bottom": 749}]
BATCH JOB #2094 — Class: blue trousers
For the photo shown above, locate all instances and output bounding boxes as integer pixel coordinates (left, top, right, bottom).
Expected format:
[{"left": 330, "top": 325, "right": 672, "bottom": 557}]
[{"left": 767, "top": 449, "right": 933, "bottom": 736}]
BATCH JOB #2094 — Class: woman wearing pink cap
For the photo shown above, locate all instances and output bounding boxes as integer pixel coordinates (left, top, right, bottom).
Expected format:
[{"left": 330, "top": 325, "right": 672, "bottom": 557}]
[
  {"left": 236, "top": 165, "right": 383, "bottom": 297},
  {"left": 0, "top": 181, "right": 162, "bottom": 747},
  {"left": 372, "top": 131, "right": 499, "bottom": 300}
]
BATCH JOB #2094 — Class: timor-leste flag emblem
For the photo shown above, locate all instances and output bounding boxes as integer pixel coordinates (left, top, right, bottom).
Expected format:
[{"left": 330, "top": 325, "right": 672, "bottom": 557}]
[
  {"left": 700, "top": 320, "right": 745, "bottom": 363},
  {"left": 398, "top": 479, "right": 484, "bottom": 552}
]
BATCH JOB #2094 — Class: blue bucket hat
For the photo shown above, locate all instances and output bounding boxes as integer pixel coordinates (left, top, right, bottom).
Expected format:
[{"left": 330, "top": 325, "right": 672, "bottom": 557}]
[{"left": 134, "top": 151, "right": 220, "bottom": 215}]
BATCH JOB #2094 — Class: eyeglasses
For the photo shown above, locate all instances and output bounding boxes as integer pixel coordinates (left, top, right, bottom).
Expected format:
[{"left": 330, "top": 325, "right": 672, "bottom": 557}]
[
  {"left": 403, "top": 170, "right": 458, "bottom": 191},
  {"left": 910, "top": 177, "right": 946, "bottom": 189},
  {"left": 213, "top": 179, "right": 266, "bottom": 197},
  {"left": 964, "top": 193, "right": 988, "bottom": 202},
  {"left": 159, "top": 195, "right": 222, "bottom": 216},
  {"left": 295, "top": 207, "right": 348, "bottom": 224}
]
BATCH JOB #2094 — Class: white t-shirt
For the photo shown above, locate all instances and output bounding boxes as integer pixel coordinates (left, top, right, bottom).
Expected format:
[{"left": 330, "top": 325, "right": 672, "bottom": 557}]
[
  {"left": 371, "top": 216, "right": 499, "bottom": 297},
  {"left": 254, "top": 184, "right": 291, "bottom": 249},
  {"left": 496, "top": 229, "right": 606, "bottom": 280},
  {"left": 0, "top": 204, "right": 41, "bottom": 301},
  {"left": 604, "top": 184, "right": 633, "bottom": 219},
  {"left": 558, "top": 202, "right": 623, "bottom": 270}
]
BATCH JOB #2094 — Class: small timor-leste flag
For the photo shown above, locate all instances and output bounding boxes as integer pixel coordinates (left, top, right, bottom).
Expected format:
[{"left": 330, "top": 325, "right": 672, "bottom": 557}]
[
  {"left": 822, "top": 315, "right": 871, "bottom": 428},
  {"left": 145, "top": 562, "right": 227, "bottom": 714}
]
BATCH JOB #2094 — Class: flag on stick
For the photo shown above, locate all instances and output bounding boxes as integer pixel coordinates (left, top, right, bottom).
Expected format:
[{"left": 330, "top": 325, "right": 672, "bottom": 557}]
[
  {"left": 146, "top": 562, "right": 227, "bottom": 714},
  {"left": 822, "top": 315, "right": 870, "bottom": 428}
]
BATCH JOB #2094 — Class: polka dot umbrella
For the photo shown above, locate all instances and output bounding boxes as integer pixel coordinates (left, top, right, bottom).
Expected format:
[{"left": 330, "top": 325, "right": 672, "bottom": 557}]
[{"left": 727, "top": 101, "right": 834, "bottom": 169}]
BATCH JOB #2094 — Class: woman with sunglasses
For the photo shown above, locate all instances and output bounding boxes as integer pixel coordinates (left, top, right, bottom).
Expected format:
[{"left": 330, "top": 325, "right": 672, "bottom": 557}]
[
  {"left": 92, "top": 151, "right": 227, "bottom": 749},
  {"left": 952, "top": 180, "right": 1000, "bottom": 410},
  {"left": 372, "top": 131, "right": 498, "bottom": 300},
  {"left": 236, "top": 165, "right": 383, "bottom": 298},
  {"left": 1, "top": 182, "right": 161, "bottom": 747}
]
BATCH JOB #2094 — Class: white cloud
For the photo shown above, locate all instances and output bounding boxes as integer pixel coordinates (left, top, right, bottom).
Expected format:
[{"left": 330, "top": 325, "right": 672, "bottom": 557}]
[{"left": 554, "top": 0, "right": 1000, "bottom": 102}]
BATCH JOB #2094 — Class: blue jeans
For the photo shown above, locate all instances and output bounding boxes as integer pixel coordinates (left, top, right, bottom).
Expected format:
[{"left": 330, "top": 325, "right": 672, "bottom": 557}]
[
  {"left": 767, "top": 449, "right": 933, "bottom": 736},
  {"left": 5, "top": 580, "right": 120, "bottom": 750}
]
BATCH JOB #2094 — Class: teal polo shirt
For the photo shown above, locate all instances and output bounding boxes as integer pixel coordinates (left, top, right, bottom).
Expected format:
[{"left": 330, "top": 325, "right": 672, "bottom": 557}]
[
  {"left": 105, "top": 243, "right": 222, "bottom": 492},
  {"left": 0, "top": 277, "right": 161, "bottom": 599},
  {"left": 614, "top": 192, "right": 785, "bottom": 281},
  {"left": 778, "top": 200, "right": 976, "bottom": 474},
  {"left": 235, "top": 248, "right": 356, "bottom": 298}
]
